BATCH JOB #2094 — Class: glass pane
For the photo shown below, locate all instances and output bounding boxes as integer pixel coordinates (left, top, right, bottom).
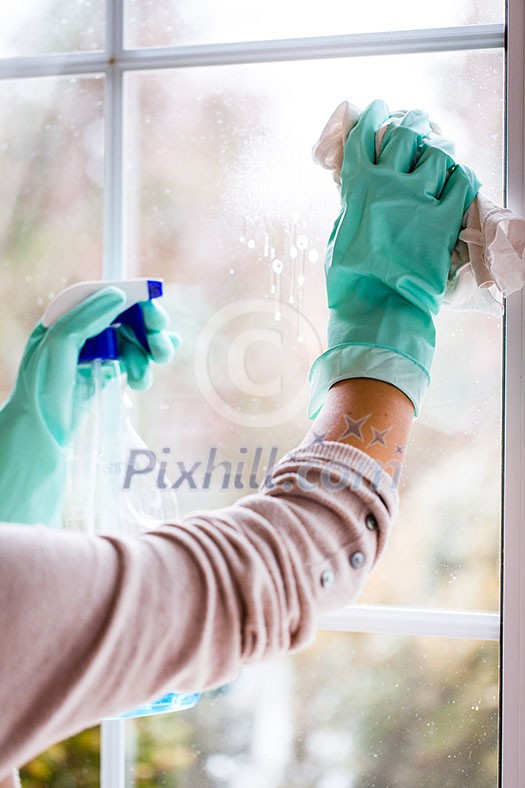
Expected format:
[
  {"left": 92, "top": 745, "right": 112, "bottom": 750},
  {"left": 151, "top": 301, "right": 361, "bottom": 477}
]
[
  {"left": 20, "top": 727, "right": 100, "bottom": 786},
  {"left": 0, "top": 75, "right": 104, "bottom": 399},
  {"left": 0, "top": 0, "right": 105, "bottom": 57},
  {"left": 126, "top": 0, "right": 504, "bottom": 48},
  {"left": 126, "top": 50, "right": 503, "bottom": 612},
  {"left": 126, "top": 633, "right": 499, "bottom": 787}
]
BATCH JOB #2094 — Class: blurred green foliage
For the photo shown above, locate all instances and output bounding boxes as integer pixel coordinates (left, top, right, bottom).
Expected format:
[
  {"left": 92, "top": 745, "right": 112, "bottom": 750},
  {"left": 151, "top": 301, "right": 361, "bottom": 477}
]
[{"left": 20, "top": 728, "right": 100, "bottom": 787}]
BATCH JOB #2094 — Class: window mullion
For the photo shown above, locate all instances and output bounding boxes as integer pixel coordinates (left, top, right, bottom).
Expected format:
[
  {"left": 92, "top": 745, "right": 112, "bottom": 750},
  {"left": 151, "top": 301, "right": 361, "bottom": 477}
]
[
  {"left": 101, "top": 3, "right": 127, "bottom": 787},
  {"left": 101, "top": 717, "right": 126, "bottom": 788},
  {"left": 103, "top": 0, "right": 126, "bottom": 279},
  {"left": 317, "top": 605, "right": 500, "bottom": 640},
  {"left": 501, "top": 0, "right": 525, "bottom": 784},
  {"left": 118, "top": 24, "right": 505, "bottom": 69},
  {"left": 106, "top": 0, "right": 124, "bottom": 60},
  {"left": 0, "top": 24, "right": 505, "bottom": 81}
]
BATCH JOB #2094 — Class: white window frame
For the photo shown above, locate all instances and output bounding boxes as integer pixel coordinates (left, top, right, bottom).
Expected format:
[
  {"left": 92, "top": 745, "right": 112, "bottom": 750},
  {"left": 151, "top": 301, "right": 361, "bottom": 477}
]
[{"left": 0, "top": 1, "right": 519, "bottom": 784}]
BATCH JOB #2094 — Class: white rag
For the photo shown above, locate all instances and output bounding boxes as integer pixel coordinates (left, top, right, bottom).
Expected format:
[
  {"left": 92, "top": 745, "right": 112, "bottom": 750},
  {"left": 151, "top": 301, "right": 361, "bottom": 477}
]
[{"left": 313, "top": 101, "right": 525, "bottom": 316}]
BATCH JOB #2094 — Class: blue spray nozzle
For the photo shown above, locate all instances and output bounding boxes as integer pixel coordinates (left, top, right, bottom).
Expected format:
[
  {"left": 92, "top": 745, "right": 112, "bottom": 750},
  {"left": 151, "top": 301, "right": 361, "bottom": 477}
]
[
  {"left": 147, "top": 280, "right": 163, "bottom": 300},
  {"left": 49, "top": 279, "right": 165, "bottom": 363}
]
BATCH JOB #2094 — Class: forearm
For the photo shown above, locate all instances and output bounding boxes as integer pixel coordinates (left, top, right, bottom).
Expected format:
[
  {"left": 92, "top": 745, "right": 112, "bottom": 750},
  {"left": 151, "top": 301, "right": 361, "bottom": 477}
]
[
  {"left": 0, "top": 441, "right": 397, "bottom": 776},
  {"left": 303, "top": 378, "right": 414, "bottom": 482}
]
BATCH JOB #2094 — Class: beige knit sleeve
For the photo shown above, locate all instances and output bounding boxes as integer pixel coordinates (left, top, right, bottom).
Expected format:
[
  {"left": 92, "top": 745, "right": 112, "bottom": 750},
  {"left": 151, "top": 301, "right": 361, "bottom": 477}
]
[{"left": 0, "top": 442, "right": 397, "bottom": 778}]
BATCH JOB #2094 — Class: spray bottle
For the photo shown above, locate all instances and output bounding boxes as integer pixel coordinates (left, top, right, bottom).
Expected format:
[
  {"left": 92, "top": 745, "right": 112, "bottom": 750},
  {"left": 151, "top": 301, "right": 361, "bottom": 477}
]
[{"left": 43, "top": 279, "right": 200, "bottom": 718}]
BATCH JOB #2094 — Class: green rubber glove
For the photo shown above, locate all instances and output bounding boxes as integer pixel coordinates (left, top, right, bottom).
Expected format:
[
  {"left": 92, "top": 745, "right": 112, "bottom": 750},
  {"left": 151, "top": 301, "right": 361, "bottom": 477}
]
[
  {"left": 119, "top": 299, "right": 181, "bottom": 390},
  {"left": 0, "top": 287, "right": 181, "bottom": 527},
  {"left": 308, "top": 99, "right": 481, "bottom": 418}
]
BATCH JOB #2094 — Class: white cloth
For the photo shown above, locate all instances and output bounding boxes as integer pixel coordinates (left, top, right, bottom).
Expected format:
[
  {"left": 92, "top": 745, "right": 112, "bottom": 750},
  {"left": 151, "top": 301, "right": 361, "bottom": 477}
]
[{"left": 313, "top": 101, "right": 525, "bottom": 316}]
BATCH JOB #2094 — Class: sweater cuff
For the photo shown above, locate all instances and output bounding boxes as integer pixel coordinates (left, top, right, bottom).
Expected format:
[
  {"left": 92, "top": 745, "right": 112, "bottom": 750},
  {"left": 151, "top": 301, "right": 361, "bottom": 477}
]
[{"left": 271, "top": 440, "right": 399, "bottom": 521}]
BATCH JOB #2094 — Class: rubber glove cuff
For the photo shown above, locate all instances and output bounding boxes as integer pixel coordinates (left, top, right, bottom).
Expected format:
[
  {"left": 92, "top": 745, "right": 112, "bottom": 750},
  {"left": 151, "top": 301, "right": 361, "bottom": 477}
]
[{"left": 308, "top": 343, "right": 430, "bottom": 419}]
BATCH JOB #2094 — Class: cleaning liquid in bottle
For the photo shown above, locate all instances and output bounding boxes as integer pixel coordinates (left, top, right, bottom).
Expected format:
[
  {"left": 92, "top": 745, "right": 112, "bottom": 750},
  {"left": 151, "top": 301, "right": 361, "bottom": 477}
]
[{"left": 44, "top": 279, "right": 200, "bottom": 718}]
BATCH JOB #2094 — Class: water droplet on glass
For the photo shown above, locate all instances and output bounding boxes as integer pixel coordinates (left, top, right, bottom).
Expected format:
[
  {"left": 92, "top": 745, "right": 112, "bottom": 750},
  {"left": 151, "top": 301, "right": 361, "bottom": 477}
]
[
  {"left": 272, "top": 259, "right": 284, "bottom": 275},
  {"left": 308, "top": 249, "right": 319, "bottom": 263},
  {"left": 288, "top": 295, "right": 295, "bottom": 304},
  {"left": 297, "top": 234, "right": 308, "bottom": 251},
  {"left": 275, "top": 310, "right": 281, "bottom": 322},
  {"left": 289, "top": 246, "right": 298, "bottom": 259},
  {"left": 229, "top": 268, "right": 235, "bottom": 275},
  {"left": 297, "top": 274, "right": 305, "bottom": 287},
  {"left": 247, "top": 239, "right": 255, "bottom": 249},
  {"left": 239, "top": 235, "right": 246, "bottom": 243},
  {"left": 270, "top": 284, "right": 276, "bottom": 294}
]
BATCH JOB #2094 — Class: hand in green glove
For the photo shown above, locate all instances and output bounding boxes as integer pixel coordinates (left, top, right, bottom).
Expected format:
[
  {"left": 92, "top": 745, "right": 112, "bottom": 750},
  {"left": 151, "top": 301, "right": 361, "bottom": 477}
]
[
  {"left": 119, "top": 299, "right": 181, "bottom": 390},
  {"left": 0, "top": 287, "right": 181, "bottom": 527},
  {"left": 309, "top": 99, "right": 481, "bottom": 419}
]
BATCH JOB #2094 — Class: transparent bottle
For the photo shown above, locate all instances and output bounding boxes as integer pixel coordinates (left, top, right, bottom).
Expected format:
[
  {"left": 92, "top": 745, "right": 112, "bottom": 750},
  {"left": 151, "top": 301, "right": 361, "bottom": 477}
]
[{"left": 65, "top": 324, "right": 200, "bottom": 718}]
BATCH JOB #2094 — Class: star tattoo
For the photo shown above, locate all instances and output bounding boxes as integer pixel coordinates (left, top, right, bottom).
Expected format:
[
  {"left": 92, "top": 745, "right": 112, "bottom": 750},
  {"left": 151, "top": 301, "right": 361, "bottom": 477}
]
[
  {"left": 307, "top": 430, "right": 327, "bottom": 446},
  {"left": 368, "top": 427, "right": 391, "bottom": 447},
  {"left": 339, "top": 413, "right": 371, "bottom": 441},
  {"left": 394, "top": 444, "right": 406, "bottom": 455}
]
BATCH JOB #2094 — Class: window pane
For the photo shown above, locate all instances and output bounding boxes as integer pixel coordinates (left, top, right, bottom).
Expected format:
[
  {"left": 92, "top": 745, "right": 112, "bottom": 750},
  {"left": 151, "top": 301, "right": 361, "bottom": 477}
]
[
  {"left": 126, "top": 0, "right": 504, "bottom": 48},
  {"left": 126, "top": 633, "right": 499, "bottom": 787},
  {"left": 0, "top": 75, "right": 104, "bottom": 399},
  {"left": 20, "top": 727, "right": 100, "bottom": 786},
  {"left": 0, "top": 0, "right": 105, "bottom": 57},
  {"left": 126, "top": 50, "right": 503, "bottom": 612}
]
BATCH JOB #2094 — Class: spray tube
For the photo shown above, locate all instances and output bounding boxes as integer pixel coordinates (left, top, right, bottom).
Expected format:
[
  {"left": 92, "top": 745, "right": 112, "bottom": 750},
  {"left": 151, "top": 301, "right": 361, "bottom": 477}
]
[{"left": 43, "top": 279, "right": 200, "bottom": 718}]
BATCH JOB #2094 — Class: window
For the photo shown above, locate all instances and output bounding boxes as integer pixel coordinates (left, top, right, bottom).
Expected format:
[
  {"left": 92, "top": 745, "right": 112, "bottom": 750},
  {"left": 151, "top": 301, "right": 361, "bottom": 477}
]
[{"left": 1, "top": 1, "right": 519, "bottom": 785}]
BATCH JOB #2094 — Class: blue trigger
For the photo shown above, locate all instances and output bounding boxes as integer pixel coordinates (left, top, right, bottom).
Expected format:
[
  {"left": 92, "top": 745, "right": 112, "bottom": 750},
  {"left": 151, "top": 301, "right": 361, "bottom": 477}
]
[
  {"left": 79, "top": 303, "right": 151, "bottom": 363},
  {"left": 117, "top": 303, "right": 150, "bottom": 353}
]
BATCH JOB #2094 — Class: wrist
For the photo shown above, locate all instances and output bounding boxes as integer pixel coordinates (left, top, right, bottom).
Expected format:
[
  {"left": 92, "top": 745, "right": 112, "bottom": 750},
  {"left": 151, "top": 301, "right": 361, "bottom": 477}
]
[{"left": 303, "top": 378, "right": 414, "bottom": 483}]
